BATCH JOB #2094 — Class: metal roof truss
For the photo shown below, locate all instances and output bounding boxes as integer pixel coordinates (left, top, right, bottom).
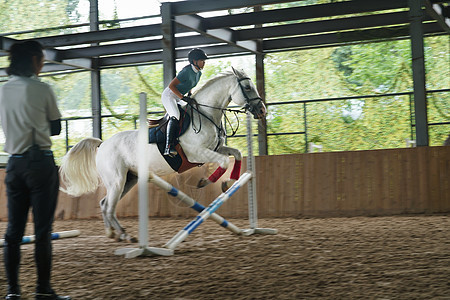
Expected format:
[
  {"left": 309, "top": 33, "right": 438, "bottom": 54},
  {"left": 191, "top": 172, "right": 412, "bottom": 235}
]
[{"left": 0, "top": 0, "right": 448, "bottom": 76}]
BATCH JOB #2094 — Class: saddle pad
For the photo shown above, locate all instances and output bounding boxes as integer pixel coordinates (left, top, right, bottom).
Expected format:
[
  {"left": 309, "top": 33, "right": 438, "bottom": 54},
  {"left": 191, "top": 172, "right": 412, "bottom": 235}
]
[
  {"left": 157, "top": 141, "right": 183, "bottom": 171},
  {"left": 156, "top": 143, "right": 203, "bottom": 173}
]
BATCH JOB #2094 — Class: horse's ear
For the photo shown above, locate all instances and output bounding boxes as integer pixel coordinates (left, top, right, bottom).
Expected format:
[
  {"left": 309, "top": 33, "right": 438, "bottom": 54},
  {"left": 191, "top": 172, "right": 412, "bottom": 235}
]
[
  {"left": 231, "top": 66, "right": 238, "bottom": 76},
  {"left": 231, "top": 66, "right": 244, "bottom": 78}
]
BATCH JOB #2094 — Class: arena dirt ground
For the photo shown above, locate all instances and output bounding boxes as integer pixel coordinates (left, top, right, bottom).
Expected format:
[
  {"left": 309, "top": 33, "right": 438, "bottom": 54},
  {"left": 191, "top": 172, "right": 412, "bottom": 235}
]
[{"left": 0, "top": 215, "right": 449, "bottom": 300}]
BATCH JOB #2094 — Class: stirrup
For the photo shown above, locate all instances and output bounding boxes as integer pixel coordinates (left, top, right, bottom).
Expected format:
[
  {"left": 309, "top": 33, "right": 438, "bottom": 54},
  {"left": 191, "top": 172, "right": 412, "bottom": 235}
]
[{"left": 164, "top": 146, "right": 177, "bottom": 157}]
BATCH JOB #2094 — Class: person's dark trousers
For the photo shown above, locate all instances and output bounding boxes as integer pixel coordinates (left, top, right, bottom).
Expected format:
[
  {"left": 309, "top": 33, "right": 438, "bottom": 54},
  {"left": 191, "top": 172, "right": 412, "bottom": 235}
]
[{"left": 3, "top": 152, "right": 59, "bottom": 295}]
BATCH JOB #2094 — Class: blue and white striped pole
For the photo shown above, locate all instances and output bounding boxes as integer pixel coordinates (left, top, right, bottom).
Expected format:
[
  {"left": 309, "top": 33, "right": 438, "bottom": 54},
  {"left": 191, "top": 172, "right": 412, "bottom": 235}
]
[
  {"left": 149, "top": 173, "right": 242, "bottom": 235},
  {"left": 0, "top": 230, "right": 81, "bottom": 247},
  {"left": 164, "top": 172, "right": 252, "bottom": 250}
]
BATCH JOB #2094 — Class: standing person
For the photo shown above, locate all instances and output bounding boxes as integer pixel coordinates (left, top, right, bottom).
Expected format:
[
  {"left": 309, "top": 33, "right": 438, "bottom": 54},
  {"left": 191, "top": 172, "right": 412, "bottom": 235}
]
[
  {"left": 0, "top": 41, "right": 71, "bottom": 300},
  {"left": 161, "top": 48, "right": 208, "bottom": 157}
]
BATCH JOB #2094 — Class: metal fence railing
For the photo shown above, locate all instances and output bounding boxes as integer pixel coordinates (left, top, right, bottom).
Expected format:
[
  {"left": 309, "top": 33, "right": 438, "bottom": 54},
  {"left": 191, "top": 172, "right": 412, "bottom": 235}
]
[{"left": 53, "top": 88, "right": 449, "bottom": 158}]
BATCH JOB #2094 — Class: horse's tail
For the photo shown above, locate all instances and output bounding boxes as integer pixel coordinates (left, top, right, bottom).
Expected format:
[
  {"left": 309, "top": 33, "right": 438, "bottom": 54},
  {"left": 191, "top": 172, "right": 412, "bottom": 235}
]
[{"left": 59, "top": 137, "right": 103, "bottom": 197}]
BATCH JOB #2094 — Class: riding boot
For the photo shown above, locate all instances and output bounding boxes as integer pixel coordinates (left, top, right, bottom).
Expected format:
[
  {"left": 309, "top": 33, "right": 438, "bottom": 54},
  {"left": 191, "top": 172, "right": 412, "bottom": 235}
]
[
  {"left": 35, "top": 234, "right": 53, "bottom": 295},
  {"left": 4, "top": 240, "right": 21, "bottom": 296},
  {"left": 164, "top": 116, "right": 179, "bottom": 157}
]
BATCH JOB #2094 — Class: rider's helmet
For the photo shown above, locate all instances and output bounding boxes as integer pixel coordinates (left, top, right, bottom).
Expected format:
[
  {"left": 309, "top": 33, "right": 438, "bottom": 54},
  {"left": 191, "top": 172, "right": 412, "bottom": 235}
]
[{"left": 188, "top": 48, "right": 208, "bottom": 64}]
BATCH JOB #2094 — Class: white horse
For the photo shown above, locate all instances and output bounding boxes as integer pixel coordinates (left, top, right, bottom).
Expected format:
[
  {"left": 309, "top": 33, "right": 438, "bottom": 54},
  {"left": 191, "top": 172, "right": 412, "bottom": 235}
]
[{"left": 59, "top": 67, "right": 266, "bottom": 242}]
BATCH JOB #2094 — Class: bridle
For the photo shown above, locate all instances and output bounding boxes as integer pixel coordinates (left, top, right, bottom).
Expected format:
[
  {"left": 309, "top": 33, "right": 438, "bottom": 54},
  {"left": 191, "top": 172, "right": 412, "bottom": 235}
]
[
  {"left": 237, "top": 77, "right": 264, "bottom": 115},
  {"left": 189, "top": 76, "right": 261, "bottom": 112},
  {"left": 187, "top": 75, "right": 263, "bottom": 136}
]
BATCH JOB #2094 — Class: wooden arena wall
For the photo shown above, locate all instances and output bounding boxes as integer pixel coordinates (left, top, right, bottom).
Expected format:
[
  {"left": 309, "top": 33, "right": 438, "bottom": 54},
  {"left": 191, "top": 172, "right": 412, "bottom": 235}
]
[{"left": 0, "top": 146, "right": 448, "bottom": 220}]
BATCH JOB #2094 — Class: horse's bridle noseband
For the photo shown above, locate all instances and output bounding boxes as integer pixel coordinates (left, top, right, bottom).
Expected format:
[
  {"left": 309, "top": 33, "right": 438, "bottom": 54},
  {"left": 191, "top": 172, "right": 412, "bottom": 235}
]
[{"left": 237, "top": 77, "right": 263, "bottom": 114}]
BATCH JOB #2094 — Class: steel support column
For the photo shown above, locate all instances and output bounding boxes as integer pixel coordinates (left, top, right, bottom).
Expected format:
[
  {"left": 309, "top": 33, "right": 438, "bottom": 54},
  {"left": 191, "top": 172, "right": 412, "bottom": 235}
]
[
  {"left": 409, "top": 0, "right": 429, "bottom": 146},
  {"left": 255, "top": 6, "right": 268, "bottom": 155},
  {"left": 161, "top": 2, "right": 176, "bottom": 87},
  {"left": 90, "top": 0, "right": 102, "bottom": 139},
  {"left": 91, "top": 64, "right": 102, "bottom": 139},
  {"left": 256, "top": 46, "right": 268, "bottom": 155}
]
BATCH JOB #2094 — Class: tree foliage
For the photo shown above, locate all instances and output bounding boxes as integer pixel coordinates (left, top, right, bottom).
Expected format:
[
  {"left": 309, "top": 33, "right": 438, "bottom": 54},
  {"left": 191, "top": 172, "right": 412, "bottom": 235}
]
[{"left": 264, "top": 36, "right": 449, "bottom": 153}]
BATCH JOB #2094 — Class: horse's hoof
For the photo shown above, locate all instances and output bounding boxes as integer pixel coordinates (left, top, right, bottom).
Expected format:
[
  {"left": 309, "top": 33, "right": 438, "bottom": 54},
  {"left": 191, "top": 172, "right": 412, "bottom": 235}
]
[
  {"left": 113, "top": 233, "right": 126, "bottom": 242},
  {"left": 221, "top": 179, "right": 236, "bottom": 193},
  {"left": 197, "top": 178, "right": 211, "bottom": 188},
  {"left": 106, "top": 229, "right": 115, "bottom": 239}
]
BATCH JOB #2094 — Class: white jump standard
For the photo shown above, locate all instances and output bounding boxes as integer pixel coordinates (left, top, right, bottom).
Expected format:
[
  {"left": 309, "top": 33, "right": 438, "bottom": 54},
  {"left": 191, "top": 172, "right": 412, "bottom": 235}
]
[
  {"left": 115, "top": 93, "right": 174, "bottom": 258},
  {"left": 243, "top": 112, "right": 277, "bottom": 236}
]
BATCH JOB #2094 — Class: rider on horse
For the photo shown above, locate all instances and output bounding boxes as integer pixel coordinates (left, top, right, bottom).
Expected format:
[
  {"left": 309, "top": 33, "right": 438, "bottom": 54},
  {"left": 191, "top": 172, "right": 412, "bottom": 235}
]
[{"left": 161, "top": 48, "right": 208, "bottom": 157}]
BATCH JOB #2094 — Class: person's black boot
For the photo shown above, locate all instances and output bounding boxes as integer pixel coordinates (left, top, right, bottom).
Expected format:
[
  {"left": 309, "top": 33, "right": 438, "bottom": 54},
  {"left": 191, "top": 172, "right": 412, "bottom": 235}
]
[
  {"left": 164, "top": 116, "right": 178, "bottom": 157},
  {"left": 4, "top": 241, "right": 21, "bottom": 300},
  {"left": 35, "top": 293, "right": 71, "bottom": 300}
]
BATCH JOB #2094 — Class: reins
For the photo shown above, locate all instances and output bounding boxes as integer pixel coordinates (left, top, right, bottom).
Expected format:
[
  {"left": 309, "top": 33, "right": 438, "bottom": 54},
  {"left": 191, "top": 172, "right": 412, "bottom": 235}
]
[
  {"left": 186, "top": 100, "right": 245, "bottom": 137},
  {"left": 185, "top": 75, "right": 262, "bottom": 138},
  {"left": 185, "top": 101, "right": 223, "bottom": 136}
]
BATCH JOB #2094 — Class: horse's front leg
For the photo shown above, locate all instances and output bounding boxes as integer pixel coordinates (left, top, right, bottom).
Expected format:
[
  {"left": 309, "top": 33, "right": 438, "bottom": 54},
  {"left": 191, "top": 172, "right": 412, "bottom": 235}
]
[
  {"left": 217, "top": 146, "right": 243, "bottom": 192},
  {"left": 197, "top": 146, "right": 242, "bottom": 192}
]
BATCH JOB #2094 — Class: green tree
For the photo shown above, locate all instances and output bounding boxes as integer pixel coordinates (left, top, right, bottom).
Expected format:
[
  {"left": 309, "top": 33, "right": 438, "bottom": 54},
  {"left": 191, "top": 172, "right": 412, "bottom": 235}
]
[
  {"left": 264, "top": 35, "right": 449, "bottom": 153},
  {"left": 0, "top": 0, "right": 81, "bottom": 38}
]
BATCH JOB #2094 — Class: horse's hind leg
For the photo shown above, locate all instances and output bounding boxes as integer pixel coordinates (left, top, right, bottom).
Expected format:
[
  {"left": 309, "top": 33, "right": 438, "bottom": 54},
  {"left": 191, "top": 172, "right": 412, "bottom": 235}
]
[
  {"left": 121, "top": 171, "right": 138, "bottom": 196},
  {"left": 101, "top": 170, "right": 138, "bottom": 242},
  {"left": 103, "top": 187, "right": 130, "bottom": 242},
  {"left": 117, "top": 172, "right": 138, "bottom": 242},
  {"left": 101, "top": 187, "right": 123, "bottom": 241},
  {"left": 100, "top": 197, "right": 114, "bottom": 238},
  {"left": 115, "top": 172, "right": 139, "bottom": 242}
]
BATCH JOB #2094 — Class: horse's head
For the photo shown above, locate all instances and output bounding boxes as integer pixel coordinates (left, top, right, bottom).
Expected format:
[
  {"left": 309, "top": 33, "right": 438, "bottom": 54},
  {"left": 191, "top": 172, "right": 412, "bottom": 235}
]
[{"left": 230, "top": 67, "right": 267, "bottom": 119}]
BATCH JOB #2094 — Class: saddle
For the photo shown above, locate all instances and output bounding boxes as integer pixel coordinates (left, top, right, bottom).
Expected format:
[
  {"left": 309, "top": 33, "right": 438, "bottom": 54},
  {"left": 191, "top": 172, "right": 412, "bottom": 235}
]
[{"left": 148, "top": 105, "right": 202, "bottom": 173}]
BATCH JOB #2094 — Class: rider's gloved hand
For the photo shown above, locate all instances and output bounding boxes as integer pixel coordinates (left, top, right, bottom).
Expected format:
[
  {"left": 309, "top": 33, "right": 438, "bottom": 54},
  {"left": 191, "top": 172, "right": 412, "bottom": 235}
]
[{"left": 182, "top": 96, "right": 196, "bottom": 105}]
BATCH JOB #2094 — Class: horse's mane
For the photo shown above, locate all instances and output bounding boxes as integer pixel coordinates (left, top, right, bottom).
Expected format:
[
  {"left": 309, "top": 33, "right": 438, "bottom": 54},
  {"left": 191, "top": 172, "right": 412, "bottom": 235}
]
[{"left": 192, "top": 70, "right": 234, "bottom": 97}]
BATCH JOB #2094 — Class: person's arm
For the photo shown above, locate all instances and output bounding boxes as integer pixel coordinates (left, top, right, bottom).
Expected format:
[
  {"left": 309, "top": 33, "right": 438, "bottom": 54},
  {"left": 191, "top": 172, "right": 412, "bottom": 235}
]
[
  {"left": 50, "top": 119, "right": 61, "bottom": 136},
  {"left": 168, "top": 77, "right": 184, "bottom": 99},
  {"left": 46, "top": 86, "right": 62, "bottom": 136}
]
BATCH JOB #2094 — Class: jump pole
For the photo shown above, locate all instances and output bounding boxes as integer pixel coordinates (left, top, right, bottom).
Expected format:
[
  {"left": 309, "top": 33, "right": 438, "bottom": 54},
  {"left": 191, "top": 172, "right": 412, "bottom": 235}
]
[
  {"left": 242, "top": 112, "right": 277, "bottom": 236},
  {"left": 0, "top": 230, "right": 81, "bottom": 247},
  {"left": 149, "top": 173, "right": 242, "bottom": 235},
  {"left": 115, "top": 93, "right": 173, "bottom": 258},
  {"left": 164, "top": 171, "right": 252, "bottom": 250}
]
